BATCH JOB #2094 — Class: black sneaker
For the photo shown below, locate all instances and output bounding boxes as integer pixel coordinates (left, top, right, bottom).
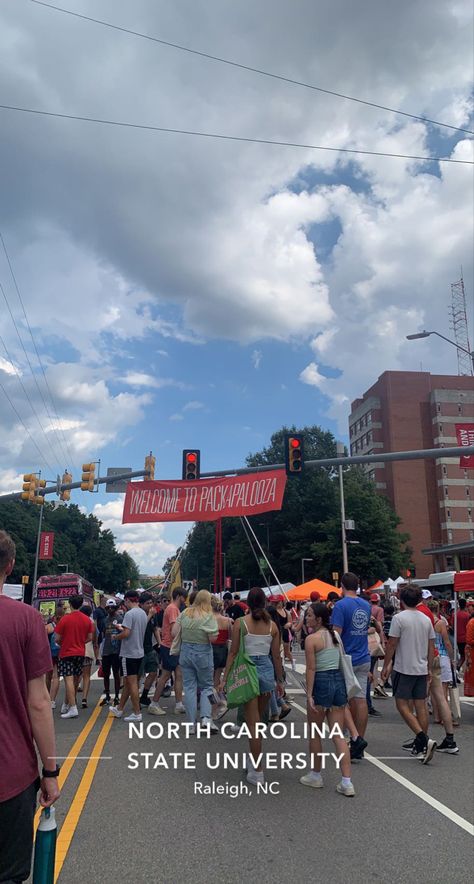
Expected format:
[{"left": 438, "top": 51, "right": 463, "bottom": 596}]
[
  {"left": 100, "top": 696, "right": 110, "bottom": 706},
  {"left": 350, "top": 736, "right": 368, "bottom": 759},
  {"left": 368, "top": 708, "right": 382, "bottom": 716},
  {"left": 436, "top": 738, "right": 459, "bottom": 755},
  {"left": 162, "top": 686, "right": 172, "bottom": 698},
  {"left": 113, "top": 696, "right": 120, "bottom": 706},
  {"left": 420, "top": 738, "right": 437, "bottom": 764},
  {"left": 140, "top": 696, "right": 151, "bottom": 707},
  {"left": 402, "top": 739, "right": 415, "bottom": 751}
]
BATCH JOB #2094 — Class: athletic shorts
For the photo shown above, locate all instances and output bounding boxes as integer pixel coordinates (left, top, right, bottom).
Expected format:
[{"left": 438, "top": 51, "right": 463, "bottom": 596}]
[
  {"left": 392, "top": 670, "right": 428, "bottom": 700},
  {"left": 139, "top": 650, "right": 159, "bottom": 676},
  {"left": 0, "top": 779, "right": 39, "bottom": 883},
  {"left": 82, "top": 656, "right": 93, "bottom": 667},
  {"left": 58, "top": 655, "right": 84, "bottom": 678},
  {"left": 352, "top": 662, "right": 371, "bottom": 700},
  {"left": 121, "top": 657, "right": 143, "bottom": 677},
  {"left": 312, "top": 669, "right": 347, "bottom": 708},
  {"left": 101, "top": 654, "right": 122, "bottom": 679},
  {"left": 212, "top": 643, "right": 228, "bottom": 670},
  {"left": 160, "top": 645, "right": 179, "bottom": 673}
]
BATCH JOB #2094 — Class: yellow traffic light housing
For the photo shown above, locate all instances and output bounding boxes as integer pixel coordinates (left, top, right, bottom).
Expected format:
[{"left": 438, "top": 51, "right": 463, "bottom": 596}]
[
  {"left": 60, "top": 471, "right": 72, "bottom": 501},
  {"left": 145, "top": 453, "right": 156, "bottom": 480},
  {"left": 284, "top": 433, "right": 304, "bottom": 475},
  {"left": 21, "top": 473, "right": 45, "bottom": 504},
  {"left": 81, "top": 462, "right": 96, "bottom": 492}
]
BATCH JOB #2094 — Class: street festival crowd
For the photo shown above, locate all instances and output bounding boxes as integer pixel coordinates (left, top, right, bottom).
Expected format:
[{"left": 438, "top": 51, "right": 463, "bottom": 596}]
[{"left": 1, "top": 528, "right": 474, "bottom": 880}]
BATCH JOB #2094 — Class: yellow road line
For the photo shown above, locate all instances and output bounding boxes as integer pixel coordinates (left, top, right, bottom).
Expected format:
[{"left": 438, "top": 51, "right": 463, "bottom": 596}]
[
  {"left": 54, "top": 712, "right": 115, "bottom": 882},
  {"left": 34, "top": 702, "right": 103, "bottom": 833}
]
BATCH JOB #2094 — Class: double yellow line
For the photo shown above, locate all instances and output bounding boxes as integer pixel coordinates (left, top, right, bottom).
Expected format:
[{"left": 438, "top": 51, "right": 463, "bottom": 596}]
[{"left": 35, "top": 702, "right": 115, "bottom": 882}]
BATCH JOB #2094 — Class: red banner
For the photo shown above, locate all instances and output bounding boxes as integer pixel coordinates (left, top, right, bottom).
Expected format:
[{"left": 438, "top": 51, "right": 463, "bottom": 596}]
[
  {"left": 39, "top": 532, "right": 55, "bottom": 560},
  {"left": 122, "top": 470, "right": 287, "bottom": 524},
  {"left": 455, "top": 423, "right": 474, "bottom": 468}
]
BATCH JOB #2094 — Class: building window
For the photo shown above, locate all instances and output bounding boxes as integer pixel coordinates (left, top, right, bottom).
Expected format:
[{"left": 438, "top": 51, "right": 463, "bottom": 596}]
[
  {"left": 439, "top": 424, "right": 443, "bottom": 435},
  {"left": 464, "top": 469, "right": 468, "bottom": 479},
  {"left": 442, "top": 465, "right": 447, "bottom": 476},
  {"left": 367, "top": 412, "right": 372, "bottom": 424},
  {"left": 470, "top": 530, "right": 474, "bottom": 541},
  {"left": 458, "top": 404, "right": 463, "bottom": 414},
  {"left": 437, "top": 403, "right": 441, "bottom": 413},
  {"left": 445, "top": 487, "right": 449, "bottom": 496},
  {"left": 468, "top": 509, "right": 472, "bottom": 522},
  {"left": 448, "top": 530, "right": 453, "bottom": 542},
  {"left": 367, "top": 430, "right": 372, "bottom": 443},
  {"left": 467, "top": 487, "right": 470, "bottom": 497},
  {"left": 447, "top": 510, "right": 451, "bottom": 520}
]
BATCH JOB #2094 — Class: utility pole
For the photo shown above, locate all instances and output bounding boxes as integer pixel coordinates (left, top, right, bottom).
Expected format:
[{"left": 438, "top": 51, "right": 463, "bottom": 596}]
[{"left": 337, "top": 442, "right": 349, "bottom": 574}]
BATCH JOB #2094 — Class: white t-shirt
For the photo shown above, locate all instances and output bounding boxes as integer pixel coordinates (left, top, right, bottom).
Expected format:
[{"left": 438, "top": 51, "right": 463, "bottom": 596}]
[{"left": 389, "top": 609, "right": 435, "bottom": 675}]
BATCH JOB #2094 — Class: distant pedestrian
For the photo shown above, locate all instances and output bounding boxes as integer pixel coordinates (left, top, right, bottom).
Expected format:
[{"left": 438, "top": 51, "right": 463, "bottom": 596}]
[
  {"left": 55, "top": 595, "right": 93, "bottom": 719},
  {"left": 110, "top": 590, "right": 148, "bottom": 722},
  {"left": 148, "top": 587, "right": 187, "bottom": 715},
  {"left": 100, "top": 599, "right": 123, "bottom": 706},
  {"left": 173, "top": 590, "right": 219, "bottom": 733},
  {"left": 456, "top": 598, "right": 470, "bottom": 668}
]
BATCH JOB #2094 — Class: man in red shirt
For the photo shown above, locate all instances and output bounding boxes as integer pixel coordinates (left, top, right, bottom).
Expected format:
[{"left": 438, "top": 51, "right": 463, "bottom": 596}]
[
  {"left": 456, "top": 598, "right": 470, "bottom": 667},
  {"left": 55, "top": 595, "right": 92, "bottom": 719},
  {"left": 0, "top": 530, "right": 60, "bottom": 883}
]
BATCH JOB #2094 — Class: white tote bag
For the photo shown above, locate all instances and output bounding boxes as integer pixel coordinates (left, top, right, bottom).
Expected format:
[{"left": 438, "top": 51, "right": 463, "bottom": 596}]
[{"left": 335, "top": 632, "right": 362, "bottom": 701}]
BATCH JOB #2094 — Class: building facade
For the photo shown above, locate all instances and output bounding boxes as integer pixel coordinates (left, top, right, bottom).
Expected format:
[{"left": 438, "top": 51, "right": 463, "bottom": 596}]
[{"left": 349, "top": 371, "right": 474, "bottom": 578}]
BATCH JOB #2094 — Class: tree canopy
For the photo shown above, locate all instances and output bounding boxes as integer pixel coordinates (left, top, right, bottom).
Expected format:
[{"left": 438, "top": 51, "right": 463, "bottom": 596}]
[
  {"left": 181, "top": 424, "right": 411, "bottom": 589},
  {"left": 0, "top": 499, "right": 140, "bottom": 593}
]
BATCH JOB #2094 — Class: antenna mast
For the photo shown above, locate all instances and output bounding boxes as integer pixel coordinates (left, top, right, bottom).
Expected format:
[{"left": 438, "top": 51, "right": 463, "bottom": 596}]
[{"left": 450, "top": 271, "right": 473, "bottom": 376}]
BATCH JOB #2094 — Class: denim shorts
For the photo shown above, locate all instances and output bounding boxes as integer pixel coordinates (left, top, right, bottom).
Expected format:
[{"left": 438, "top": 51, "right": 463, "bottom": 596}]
[
  {"left": 250, "top": 655, "right": 275, "bottom": 694},
  {"left": 312, "top": 669, "right": 347, "bottom": 708}
]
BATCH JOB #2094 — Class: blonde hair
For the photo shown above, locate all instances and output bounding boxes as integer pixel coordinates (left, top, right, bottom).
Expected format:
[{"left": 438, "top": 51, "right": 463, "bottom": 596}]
[
  {"left": 210, "top": 596, "right": 223, "bottom": 612},
  {"left": 427, "top": 599, "right": 439, "bottom": 613},
  {"left": 183, "top": 589, "right": 214, "bottom": 619}
]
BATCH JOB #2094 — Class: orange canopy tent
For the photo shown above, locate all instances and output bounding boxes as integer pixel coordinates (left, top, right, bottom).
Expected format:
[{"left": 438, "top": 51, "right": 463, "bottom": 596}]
[
  {"left": 367, "top": 580, "right": 384, "bottom": 593},
  {"left": 286, "top": 579, "right": 341, "bottom": 602}
]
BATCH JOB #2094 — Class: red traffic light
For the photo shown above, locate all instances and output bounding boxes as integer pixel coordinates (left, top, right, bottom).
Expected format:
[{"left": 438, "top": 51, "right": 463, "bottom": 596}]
[
  {"left": 182, "top": 449, "right": 201, "bottom": 480},
  {"left": 186, "top": 453, "right": 197, "bottom": 463},
  {"left": 290, "top": 437, "right": 301, "bottom": 448}
]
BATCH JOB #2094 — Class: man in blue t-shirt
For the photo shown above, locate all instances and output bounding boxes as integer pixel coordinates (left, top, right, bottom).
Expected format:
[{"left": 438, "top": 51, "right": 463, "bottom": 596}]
[{"left": 331, "top": 572, "right": 371, "bottom": 759}]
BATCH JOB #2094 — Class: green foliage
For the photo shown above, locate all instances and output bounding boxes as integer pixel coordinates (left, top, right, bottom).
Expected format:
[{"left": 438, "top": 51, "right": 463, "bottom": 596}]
[
  {"left": 181, "top": 424, "right": 411, "bottom": 587},
  {"left": 0, "top": 500, "right": 139, "bottom": 593}
]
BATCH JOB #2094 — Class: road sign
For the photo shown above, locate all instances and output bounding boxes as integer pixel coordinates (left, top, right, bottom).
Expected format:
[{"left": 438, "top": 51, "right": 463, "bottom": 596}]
[
  {"left": 332, "top": 572, "right": 339, "bottom": 581},
  {"left": 22, "top": 575, "right": 30, "bottom": 584},
  {"left": 105, "top": 468, "right": 132, "bottom": 493}
]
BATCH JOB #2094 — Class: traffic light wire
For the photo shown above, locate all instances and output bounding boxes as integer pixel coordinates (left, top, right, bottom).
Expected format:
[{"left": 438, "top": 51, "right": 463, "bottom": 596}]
[
  {"left": 30, "top": 0, "right": 474, "bottom": 136},
  {"left": 0, "top": 104, "right": 472, "bottom": 164}
]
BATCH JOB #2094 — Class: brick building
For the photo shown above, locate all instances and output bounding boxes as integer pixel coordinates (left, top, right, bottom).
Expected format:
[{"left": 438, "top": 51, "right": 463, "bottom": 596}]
[{"left": 349, "top": 371, "right": 474, "bottom": 578}]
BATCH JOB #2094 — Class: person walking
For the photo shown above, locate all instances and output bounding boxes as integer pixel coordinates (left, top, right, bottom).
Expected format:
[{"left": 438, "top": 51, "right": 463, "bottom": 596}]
[
  {"left": 221, "top": 587, "right": 284, "bottom": 787},
  {"left": 463, "top": 609, "right": 474, "bottom": 697},
  {"left": 148, "top": 587, "right": 187, "bottom": 715},
  {"left": 0, "top": 530, "right": 60, "bottom": 884},
  {"left": 110, "top": 590, "right": 148, "bottom": 722},
  {"left": 331, "top": 572, "right": 371, "bottom": 759},
  {"left": 210, "top": 595, "right": 232, "bottom": 718},
  {"left": 100, "top": 598, "right": 123, "bottom": 706},
  {"left": 79, "top": 604, "right": 98, "bottom": 709},
  {"left": 55, "top": 595, "right": 93, "bottom": 719},
  {"left": 381, "top": 584, "right": 437, "bottom": 763},
  {"left": 300, "top": 603, "right": 354, "bottom": 796},
  {"left": 172, "top": 590, "right": 219, "bottom": 733}
]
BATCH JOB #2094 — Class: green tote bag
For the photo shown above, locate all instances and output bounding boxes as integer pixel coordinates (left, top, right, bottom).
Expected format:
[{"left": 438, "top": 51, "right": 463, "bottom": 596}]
[{"left": 225, "top": 619, "right": 260, "bottom": 708}]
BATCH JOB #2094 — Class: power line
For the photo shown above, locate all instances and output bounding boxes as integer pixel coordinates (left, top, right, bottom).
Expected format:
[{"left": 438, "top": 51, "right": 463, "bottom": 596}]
[
  {"left": 0, "top": 231, "right": 78, "bottom": 472},
  {"left": 30, "top": 0, "right": 474, "bottom": 137},
  {"left": 0, "top": 277, "right": 64, "bottom": 472},
  {"left": 1, "top": 103, "right": 472, "bottom": 164}
]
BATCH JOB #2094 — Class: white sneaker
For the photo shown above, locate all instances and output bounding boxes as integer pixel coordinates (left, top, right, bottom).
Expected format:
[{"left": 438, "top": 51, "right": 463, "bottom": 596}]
[
  {"left": 227, "top": 723, "right": 241, "bottom": 734},
  {"left": 336, "top": 781, "right": 355, "bottom": 797},
  {"left": 51, "top": 701, "right": 56, "bottom": 709},
  {"left": 246, "top": 769, "right": 264, "bottom": 786},
  {"left": 109, "top": 706, "right": 123, "bottom": 718},
  {"left": 61, "top": 705, "right": 78, "bottom": 719},
  {"left": 300, "top": 772, "right": 324, "bottom": 789},
  {"left": 148, "top": 704, "right": 166, "bottom": 716},
  {"left": 188, "top": 724, "right": 196, "bottom": 735},
  {"left": 124, "top": 712, "right": 142, "bottom": 722},
  {"left": 201, "top": 717, "right": 218, "bottom": 733},
  {"left": 174, "top": 702, "right": 185, "bottom": 714},
  {"left": 60, "top": 703, "right": 69, "bottom": 714}
]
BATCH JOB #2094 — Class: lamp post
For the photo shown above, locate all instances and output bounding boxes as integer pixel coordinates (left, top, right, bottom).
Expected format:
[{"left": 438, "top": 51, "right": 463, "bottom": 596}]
[
  {"left": 234, "top": 578, "right": 243, "bottom": 593},
  {"left": 301, "top": 557, "right": 313, "bottom": 584},
  {"left": 406, "top": 330, "right": 474, "bottom": 373},
  {"left": 337, "top": 442, "right": 349, "bottom": 573},
  {"left": 221, "top": 553, "right": 226, "bottom": 591}
]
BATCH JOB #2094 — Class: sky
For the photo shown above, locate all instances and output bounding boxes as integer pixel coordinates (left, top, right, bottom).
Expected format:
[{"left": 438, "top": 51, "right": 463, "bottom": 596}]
[{"left": 0, "top": 0, "right": 473, "bottom": 575}]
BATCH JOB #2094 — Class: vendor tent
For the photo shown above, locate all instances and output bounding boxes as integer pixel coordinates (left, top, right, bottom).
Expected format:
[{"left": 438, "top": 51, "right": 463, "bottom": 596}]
[
  {"left": 367, "top": 580, "right": 384, "bottom": 593},
  {"left": 286, "top": 579, "right": 341, "bottom": 602},
  {"left": 454, "top": 571, "right": 474, "bottom": 593}
]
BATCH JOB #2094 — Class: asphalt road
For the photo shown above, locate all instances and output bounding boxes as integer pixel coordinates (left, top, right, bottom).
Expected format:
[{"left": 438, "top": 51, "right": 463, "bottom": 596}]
[{"left": 38, "top": 660, "right": 474, "bottom": 884}]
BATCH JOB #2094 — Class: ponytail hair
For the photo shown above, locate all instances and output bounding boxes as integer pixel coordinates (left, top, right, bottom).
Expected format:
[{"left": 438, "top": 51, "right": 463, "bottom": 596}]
[
  {"left": 247, "top": 587, "right": 270, "bottom": 622},
  {"left": 310, "top": 602, "right": 338, "bottom": 646}
]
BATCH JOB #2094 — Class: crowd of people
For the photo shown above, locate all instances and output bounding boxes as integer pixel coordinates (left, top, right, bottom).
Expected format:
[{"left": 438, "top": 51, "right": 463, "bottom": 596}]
[{"left": 2, "top": 521, "right": 474, "bottom": 881}]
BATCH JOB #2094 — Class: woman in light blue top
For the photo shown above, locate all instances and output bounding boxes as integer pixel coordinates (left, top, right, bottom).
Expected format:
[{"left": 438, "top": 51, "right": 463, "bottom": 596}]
[
  {"left": 172, "top": 590, "right": 217, "bottom": 732},
  {"left": 221, "top": 587, "right": 284, "bottom": 787}
]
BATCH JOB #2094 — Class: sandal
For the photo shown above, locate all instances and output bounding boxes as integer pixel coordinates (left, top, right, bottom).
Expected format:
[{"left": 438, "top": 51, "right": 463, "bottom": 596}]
[{"left": 81, "top": 699, "right": 88, "bottom": 709}]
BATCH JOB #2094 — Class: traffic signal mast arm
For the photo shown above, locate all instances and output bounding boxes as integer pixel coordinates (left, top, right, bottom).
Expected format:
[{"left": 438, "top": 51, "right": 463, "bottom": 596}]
[{"left": 1, "top": 468, "right": 152, "bottom": 502}]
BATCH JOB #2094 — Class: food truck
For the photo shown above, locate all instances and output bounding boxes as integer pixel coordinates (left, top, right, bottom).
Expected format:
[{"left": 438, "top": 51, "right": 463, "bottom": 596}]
[{"left": 33, "top": 573, "right": 96, "bottom": 617}]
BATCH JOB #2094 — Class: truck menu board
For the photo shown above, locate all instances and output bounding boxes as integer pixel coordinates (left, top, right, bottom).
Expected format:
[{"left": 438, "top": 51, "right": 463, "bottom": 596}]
[{"left": 36, "top": 586, "right": 79, "bottom": 600}]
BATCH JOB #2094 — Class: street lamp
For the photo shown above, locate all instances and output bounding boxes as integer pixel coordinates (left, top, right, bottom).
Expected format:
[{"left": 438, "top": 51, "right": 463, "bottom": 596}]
[
  {"left": 337, "top": 442, "right": 349, "bottom": 573},
  {"left": 406, "top": 330, "right": 474, "bottom": 373},
  {"left": 234, "top": 578, "right": 243, "bottom": 592},
  {"left": 301, "top": 557, "right": 313, "bottom": 584}
]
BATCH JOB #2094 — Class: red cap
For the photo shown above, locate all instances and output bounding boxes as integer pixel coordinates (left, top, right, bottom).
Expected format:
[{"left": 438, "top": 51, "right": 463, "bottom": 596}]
[
  {"left": 370, "top": 593, "right": 380, "bottom": 602},
  {"left": 310, "top": 591, "right": 321, "bottom": 602}
]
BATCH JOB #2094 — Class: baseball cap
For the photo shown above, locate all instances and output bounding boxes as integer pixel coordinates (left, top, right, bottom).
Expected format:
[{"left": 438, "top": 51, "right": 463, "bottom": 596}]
[
  {"left": 370, "top": 593, "right": 380, "bottom": 603},
  {"left": 223, "top": 592, "right": 232, "bottom": 601},
  {"left": 310, "top": 591, "right": 321, "bottom": 602},
  {"left": 106, "top": 599, "right": 118, "bottom": 607},
  {"left": 421, "top": 589, "right": 433, "bottom": 600}
]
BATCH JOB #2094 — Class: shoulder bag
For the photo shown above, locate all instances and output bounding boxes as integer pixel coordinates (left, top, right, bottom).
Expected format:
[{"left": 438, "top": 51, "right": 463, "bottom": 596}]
[
  {"left": 225, "top": 619, "right": 259, "bottom": 708},
  {"left": 334, "top": 631, "right": 362, "bottom": 701}
]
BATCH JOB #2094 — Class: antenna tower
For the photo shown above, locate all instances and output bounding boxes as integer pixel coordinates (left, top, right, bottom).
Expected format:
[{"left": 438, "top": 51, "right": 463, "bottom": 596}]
[{"left": 449, "top": 271, "right": 473, "bottom": 376}]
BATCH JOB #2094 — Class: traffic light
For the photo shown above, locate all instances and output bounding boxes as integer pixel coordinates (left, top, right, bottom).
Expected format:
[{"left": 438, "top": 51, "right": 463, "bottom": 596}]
[
  {"left": 21, "top": 473, "right": 45, "bottom": 504},
  {"left": 182, "top": 449, "right": 200, "bottom": 480},
  {"left": 284, "top": 433, "right": 304, "bottom": 475},
  {"left": 145, "top": 453, "right": 156, "bottom": 480},
  {"left": 60, "top": 471, "right": 72, "bottom": 501},
  {"left": 81, "top": 462, "right": 96, "bottom": 492}
]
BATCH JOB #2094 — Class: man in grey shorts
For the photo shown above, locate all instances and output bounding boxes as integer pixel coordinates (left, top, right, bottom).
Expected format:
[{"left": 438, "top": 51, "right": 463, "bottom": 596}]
[{"left": 382, "top": 584, "right": 437, "bottom": 764}]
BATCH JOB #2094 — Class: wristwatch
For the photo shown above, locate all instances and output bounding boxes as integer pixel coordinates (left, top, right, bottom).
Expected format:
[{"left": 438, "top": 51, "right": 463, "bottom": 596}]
[{"left": 42, "top": 766, "right": 60, "bottom": 778}]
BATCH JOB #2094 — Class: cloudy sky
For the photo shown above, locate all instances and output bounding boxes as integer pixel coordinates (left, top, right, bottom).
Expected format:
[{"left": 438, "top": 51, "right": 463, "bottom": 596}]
[{"left": 0, "top": 0, "right": 473, "bottom": 574}]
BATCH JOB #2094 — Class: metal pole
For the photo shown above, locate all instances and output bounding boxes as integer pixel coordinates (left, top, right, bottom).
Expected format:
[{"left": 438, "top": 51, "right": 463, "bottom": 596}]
[
  {"left": 301, "top": 559, "right": 304, "bottom": 585},
  {"left": 339, "top": 465, "right": 349, "bottom": 573},
  {"left": 32, "top": 504, "right": 44, "bottom": 598}
]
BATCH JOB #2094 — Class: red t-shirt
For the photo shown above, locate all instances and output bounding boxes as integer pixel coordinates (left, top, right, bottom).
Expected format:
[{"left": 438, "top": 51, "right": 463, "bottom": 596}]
[
  {"left": 456, "top": 609, "right": 470, "bottom": 642},
  {"left": 161, "top": 602, "right": 180, "bottom": 648},
  {"left": 55, "top": 610, "right": 91, "bottom": 657},
  {"left": 0, "top": 596, "right": 53, "bottom": 801}
]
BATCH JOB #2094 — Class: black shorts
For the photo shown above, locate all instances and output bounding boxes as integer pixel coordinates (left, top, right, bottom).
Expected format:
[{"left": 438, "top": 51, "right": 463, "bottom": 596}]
[
  {"left": 101, "top": 654, "right": 122, "bottom": 679},
  {"left": 0, "top": 779, "right": 39, "bottom": 882},
  {"left": 121, "top": 657, "right": 143, "bottom": 677},
  {"left": 212, "top": 643, "right": 228, "bottom": 670},
  {"left": 58, "top": 655, "right": 84, "bottom": 678},
  {"left": 159, "top": 645, "right": 179, "bottom": 673},
  {"left": 393, "top": 670, "right": 428, "bottom": 701}
]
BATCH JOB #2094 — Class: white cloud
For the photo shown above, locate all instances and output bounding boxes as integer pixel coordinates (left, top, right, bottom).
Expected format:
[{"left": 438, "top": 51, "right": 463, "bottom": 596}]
[
  {"left": 252, "top": 350, "right": 263, "bottom": 369},
  {"left": 182, "top": 400, "right": 205, "bottom": 411},
  {"left": 0, "top": 356, "right": 19, "bottom": 376},
  {"left": 169, "top": 413, "right": 184, "bottom": 422},
  {"left": 299, "top": 362, "right": 326, "bottom": 388},
  {"left": 119, "top": 372, "right": 185, "bottom": 390},
  {"left": 91, "top": 497, "right": 177, "bottom": 572}
]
